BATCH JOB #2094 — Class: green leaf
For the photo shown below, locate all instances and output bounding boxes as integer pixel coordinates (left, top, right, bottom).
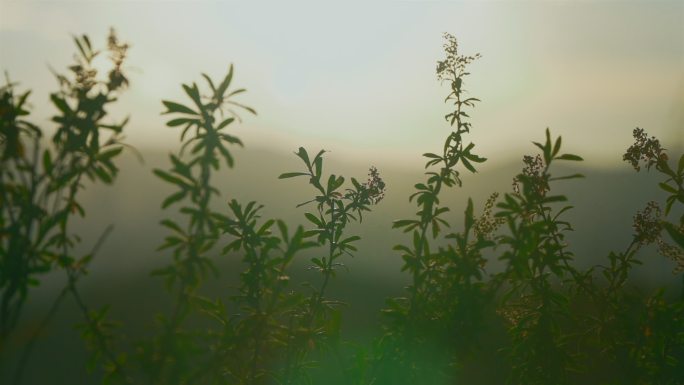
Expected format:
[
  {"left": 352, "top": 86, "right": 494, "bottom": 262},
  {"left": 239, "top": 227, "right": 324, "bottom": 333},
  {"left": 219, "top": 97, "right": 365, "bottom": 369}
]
[
  {"left": 312, "top": 149, "right": 326, "bottom": 163},
  {"left": 72, "top": 201, "right": 85, "bottom": 217},
  {"left": 544, "top": 128, "right": 553, "bottom": 160},
  {"left": 154, "top": 169, "right": 187, "bottom": 186},
  {"left": 97, "top": 147, "right": 123, "bottom": 162},
  {"left": 311, "top": 257, "right": 325, "bottom": 269},
  {"left": 659, "top": 182, "right": 677, "bottom": 194},
  {"left": 296, "top": 147, "right": 311, "bottom": 168},
  {"left": 201, "top": 73, "right": 216, "bottom": 93},
  {"left": 276, "top": 220, "right": 289, "bottom": 241},
  {"left": 279, "top": 172, "right": 309, "bottom": 179},
  {"left": 463, "top": 151, "right": 486, "bottom": 163},
  {"left": 50, "top": 94, "right": 71, "bottom": 113},
  {"left": 393, "top": 244, "right": 413, "bottom": 254},
  {"left": 93, "top": 167, "right": 112, "bottom": 183},
  {"left": 217, "top": 117, "right": 235, "bottom": 130},
  {"left": 228, "top": 88, "right": 246, "bottom": 97},
  {"left": 228, "top": 101, "right": 256, "bottom": 115},
  {"left": 314, "top": 156, "right": 323, "bottom": 178},
  {"left": 43, "top": 150, "right": 53, "bottom": 173},
  {"left": 16, "top": 90, "right": 31, "bottom": 110},
  {"left": 423, "top": 153, "right": 441, "bottom": 159},
  {"left": 162, "top": 100, "right": 197, "bottom": 115},
  {"left": 328, "top": 175, "right": 345, "bottom": 193},
  {"left": 183, "top": 83, "right": 202, "bottom": 109},
  {"left": 556, "top": 154, "right": 583, "bottom": 161},
  {"left": 160, "top": 219, "right": 184, "bottom": 234},
  {"left": 170, "top": 155, "right": 191, "bottom": 177},
  {"left": 258, "top": 219, "right": 275, "bottom": 235},
  {"left": 340, "top": 235, "right": 361, "bottom": 244},
  {"left": 305, "top": 213, "right": 323, "bottom": 227},
  {"left": 393, "top": 219, "right": 418, "bottom": 231},
  {"left": 541, "top": 195, "right": 568, "bottom": 204},
  {"left": 82, "top": 34, "right": 92, "bottom": 52},
  {"left": 73, "top": 35, "right": 88, "bottom": 60},
  {"left": 167, "top": 118, "right": 196, "bottom": 127},
  {"left": 553, "top": 205, "right": 575, "bottom": 220},
  {"left": 461, "top": 157, "right": 476, "bottom": 173},
  {"left": 303, "top": 229, "right": 321, "bottom": 238},
  {"left": 219, "top": 133, "right": 243, "bottom": 146},
  {"left": 553, "top": 135, "right": 562, "bottom": 157},
  {"left": 217, "top": 64, "right": 234, "bottom": 97},
  {"left": 162, "top": 191, "right": 187, "bottom": 208},
  {"left": 549, "top": 173, "right": 584, "bottom": 181},
  {"left": 662, "top": 221, "right": 684, "bottom": 249}
]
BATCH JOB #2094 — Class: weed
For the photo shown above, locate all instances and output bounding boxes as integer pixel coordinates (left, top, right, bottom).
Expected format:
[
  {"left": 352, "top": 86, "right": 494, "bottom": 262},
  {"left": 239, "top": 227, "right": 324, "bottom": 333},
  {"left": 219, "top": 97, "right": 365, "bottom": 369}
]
[{"left": 2, "top": 30, "right": 683, "bottom": 385}]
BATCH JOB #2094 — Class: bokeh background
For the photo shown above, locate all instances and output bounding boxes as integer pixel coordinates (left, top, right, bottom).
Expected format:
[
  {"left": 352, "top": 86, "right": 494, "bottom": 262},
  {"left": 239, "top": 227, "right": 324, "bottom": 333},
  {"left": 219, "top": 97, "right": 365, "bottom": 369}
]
[{"left": 1, "top": 0, "right": 683, "bottom": 383}]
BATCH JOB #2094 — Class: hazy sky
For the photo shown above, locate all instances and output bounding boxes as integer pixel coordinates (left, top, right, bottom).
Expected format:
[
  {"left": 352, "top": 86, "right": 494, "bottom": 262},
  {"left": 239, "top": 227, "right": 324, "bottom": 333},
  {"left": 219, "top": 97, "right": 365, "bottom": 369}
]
[{"left": 1, "top": 0, "right": 682, "bottom": 168}]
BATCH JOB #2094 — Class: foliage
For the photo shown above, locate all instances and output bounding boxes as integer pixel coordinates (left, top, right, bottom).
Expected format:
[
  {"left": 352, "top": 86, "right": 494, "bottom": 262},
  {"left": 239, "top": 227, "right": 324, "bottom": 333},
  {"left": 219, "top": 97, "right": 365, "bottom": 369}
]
[
  {"left": 2, "top": 30, "right": 683, "bottom": 385},
  {"left": 0, "top": 29, "right": 131, "bottom": 383}
]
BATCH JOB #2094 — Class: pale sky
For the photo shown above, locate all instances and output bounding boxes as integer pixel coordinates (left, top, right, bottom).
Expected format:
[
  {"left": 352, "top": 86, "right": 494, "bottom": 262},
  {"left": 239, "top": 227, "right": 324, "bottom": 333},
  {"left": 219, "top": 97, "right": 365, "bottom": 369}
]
[{"left": 1, "top": 0, "right": 682, "bottom": 168}]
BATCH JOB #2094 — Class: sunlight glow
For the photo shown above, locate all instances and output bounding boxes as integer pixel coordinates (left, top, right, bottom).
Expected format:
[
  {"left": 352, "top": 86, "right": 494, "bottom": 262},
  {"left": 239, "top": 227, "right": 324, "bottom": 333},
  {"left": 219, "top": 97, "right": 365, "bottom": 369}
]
[{"left": 1, "top": 0, "right": 682, "bottom": 168}]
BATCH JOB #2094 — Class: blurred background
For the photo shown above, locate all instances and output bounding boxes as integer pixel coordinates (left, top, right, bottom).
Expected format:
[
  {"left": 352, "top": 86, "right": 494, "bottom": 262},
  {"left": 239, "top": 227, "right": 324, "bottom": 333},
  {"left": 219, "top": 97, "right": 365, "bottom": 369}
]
[{"left": 1, "top": 0, "right": 682, "bottom": 383}]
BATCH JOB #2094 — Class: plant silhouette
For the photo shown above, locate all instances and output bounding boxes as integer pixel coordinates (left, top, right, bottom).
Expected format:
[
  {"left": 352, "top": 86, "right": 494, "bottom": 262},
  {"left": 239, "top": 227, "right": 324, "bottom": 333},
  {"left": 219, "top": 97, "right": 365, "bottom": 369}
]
[{"left": 1, "top": 30, "right": 683, "bottom": 385}]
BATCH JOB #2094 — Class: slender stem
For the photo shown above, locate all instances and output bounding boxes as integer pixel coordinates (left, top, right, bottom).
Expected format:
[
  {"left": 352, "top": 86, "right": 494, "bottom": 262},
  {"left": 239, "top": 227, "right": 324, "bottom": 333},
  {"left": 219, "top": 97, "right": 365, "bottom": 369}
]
[
  {"left": 12, "top": 286, "right": 69, "bottom": 385},
  {"left": 68, "top": 278, "right": 132, "bottom": 385},
  {"left": 285, "top": 199, "right": 339, "bottom": 385},
  {"left": 247, "top": 241, "right": 265, "bottom": 385},
  {"left": 12, "top": 222, "right": 114, "bottom": 384},
  {"left": 153, "top": 118, "right": 216, "bottom": 385}
]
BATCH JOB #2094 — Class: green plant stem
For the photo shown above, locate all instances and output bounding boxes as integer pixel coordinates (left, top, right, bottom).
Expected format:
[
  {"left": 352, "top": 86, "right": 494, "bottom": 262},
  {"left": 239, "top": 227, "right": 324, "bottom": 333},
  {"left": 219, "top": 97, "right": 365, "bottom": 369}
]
[
  {"left": 153, "top": 138, "right": 215, "bottom": 385},
  {"left": 284, "top": 201, "right": 339, "bottom": 385},
  {"left": 11, "top": 285, "right": 69, "bottom": 385},
  {"left": 247, "top": 242, "right": 265, "bottom": 385},
  {"left": 12, "top": 224, "right": 113, "bottom": 385},
  {"left": 68, "top": 279, "right": 132, "bottom": 385}
]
